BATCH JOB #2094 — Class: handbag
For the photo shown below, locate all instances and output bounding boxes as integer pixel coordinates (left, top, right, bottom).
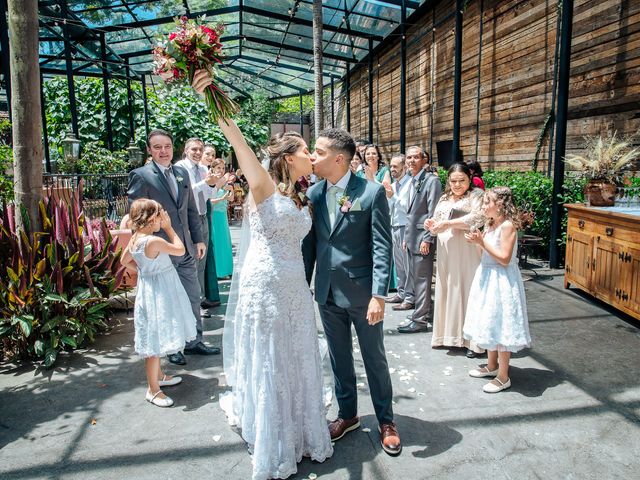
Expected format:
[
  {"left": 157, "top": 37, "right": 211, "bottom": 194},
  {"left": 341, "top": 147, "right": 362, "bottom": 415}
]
[{"left": 448, "top": 207, "right": 468, "bottom": 220}]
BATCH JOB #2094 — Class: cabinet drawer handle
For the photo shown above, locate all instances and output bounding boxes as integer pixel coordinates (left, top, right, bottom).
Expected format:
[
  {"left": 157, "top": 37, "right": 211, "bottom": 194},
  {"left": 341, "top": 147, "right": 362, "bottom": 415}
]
[
  {"left": 615, "top": 289, "right": 621, "bottom": 298},
  {"left": 578, "top": 220, "right": 585, "bottom": 229},
  {"left": 625, "top": 253, "right": 632, "bottom": 263},
  {"left": 619, "top": 252, "right": 625, "bottom": 260},
  {"left": 622, "top": 292, "right": 629, "bottom": 301},
  {"left": 605, "top": 227, "right": 614, "bottom": 236}
]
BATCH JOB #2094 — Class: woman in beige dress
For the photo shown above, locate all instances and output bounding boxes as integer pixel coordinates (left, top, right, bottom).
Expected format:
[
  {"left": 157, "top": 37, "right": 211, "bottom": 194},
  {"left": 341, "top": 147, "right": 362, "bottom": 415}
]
[{"left": 425, "top": 163, "right": 485, "bottom": 358}]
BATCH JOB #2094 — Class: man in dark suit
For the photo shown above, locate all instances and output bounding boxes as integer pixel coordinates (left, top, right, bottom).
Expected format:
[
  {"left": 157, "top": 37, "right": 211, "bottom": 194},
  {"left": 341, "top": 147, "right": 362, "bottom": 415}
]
[
  {"left": 303, "top": 128, "right": 401, "bottom": 456},
  {"left": 398, "top": 146, "right": 442, "bottom": 334},
  {"left": 127, "top": 129, "right": 220, "bottom": 365}
]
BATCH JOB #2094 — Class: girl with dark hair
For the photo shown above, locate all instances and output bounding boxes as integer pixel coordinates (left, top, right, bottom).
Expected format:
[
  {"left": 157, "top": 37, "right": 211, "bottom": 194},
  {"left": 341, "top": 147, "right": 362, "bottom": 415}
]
[
  {"left": 425, "top": 163, "right": 486, "bottom": 358},
  {"left": 468, "top": 161, "right": 485, "bottom": 190}
]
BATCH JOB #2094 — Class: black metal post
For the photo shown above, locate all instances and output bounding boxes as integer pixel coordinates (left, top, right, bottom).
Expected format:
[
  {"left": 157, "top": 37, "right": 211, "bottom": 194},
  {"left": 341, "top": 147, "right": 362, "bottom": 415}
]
[
  {"left": 549, "top": 0, "right": 574, "bottom": 268},
  {"left": 100, "top": 33, "right": 113, "bottom": 150},
  {"left": 0, "top": 0, "right": 11, "bottom": 122},
  {"left": 330, "top": 77, "right": 335, "bottom": 128},
  {"left": 345, "top": 64, "right": 351, "bottom": 131},
  {"left": 126, "top": 61, "right": 135, "bottom": 141},
  {"left": 400, "top": 0, "right": 407, "bottom": 153},
  {"left": 368, "top": 37, "right": 374, "bottom": 143},
  {"left": 299, "top": 93, "right": 304, "bottom": 135},
  {"left": 452, "top": 0, "right": 463, "bottom": 162},
  {"left": 61, "top": 2, "right": 79, "bottom": 135},
  {"left": 141, "top": 74, "right": 150, "bottom": 139},
  {"left": 40, "top": 72, "right": 51, "bottom": 172}
]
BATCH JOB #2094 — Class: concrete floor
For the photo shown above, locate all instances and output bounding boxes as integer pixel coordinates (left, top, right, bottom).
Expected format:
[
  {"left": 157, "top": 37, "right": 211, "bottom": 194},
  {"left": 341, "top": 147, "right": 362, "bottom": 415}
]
[{"left": 1, "top": 225, "right": 639, "bottom": 480}]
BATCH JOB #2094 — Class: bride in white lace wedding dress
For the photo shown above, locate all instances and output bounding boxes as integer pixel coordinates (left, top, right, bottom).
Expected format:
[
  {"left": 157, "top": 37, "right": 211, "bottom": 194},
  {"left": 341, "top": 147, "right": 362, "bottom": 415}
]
[{"left": 215, "top": 113, "right": 333, "bottom": 479}]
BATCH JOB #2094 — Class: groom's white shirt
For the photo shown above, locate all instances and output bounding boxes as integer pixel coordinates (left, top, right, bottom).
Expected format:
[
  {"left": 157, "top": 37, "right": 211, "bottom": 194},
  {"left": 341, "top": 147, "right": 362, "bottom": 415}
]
[{"left": 325, "top": 170, "right": 351, "bottom": 217}]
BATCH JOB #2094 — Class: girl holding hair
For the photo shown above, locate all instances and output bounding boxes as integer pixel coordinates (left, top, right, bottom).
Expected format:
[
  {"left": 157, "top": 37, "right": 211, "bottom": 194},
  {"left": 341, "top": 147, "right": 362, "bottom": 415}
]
[
  {"left": 463, "top": 187, "right": 531, "bottom": 393},
  {"left": 120, "top": 199, "right": 197, "bottom": 407}
]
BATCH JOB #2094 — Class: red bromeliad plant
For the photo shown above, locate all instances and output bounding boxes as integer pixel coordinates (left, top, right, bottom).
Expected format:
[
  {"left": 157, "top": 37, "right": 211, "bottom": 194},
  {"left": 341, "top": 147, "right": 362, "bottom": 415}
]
[
  {"left": 0, "top": 191, "right": 127, "bottom": 367},
  {"left": 153, "top": 15, "right": 238, "bottom": 121}
]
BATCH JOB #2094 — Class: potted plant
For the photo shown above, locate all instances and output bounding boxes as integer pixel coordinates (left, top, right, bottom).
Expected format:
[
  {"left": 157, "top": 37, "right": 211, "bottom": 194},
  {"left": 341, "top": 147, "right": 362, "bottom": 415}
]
[{"left": 564, "top": 132, "right": 640, "bottom": 206}]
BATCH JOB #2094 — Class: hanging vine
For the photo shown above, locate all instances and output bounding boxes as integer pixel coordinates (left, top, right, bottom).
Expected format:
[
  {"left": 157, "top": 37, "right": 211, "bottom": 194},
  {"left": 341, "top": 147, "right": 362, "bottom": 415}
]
[{"left": 532, "top": 110, "right": 554, "bottom": 172}]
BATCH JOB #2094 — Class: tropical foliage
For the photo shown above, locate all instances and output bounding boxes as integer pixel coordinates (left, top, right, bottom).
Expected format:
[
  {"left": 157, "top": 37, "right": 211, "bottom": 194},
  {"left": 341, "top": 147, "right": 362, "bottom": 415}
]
[
  {"left": 0, "top": 191, "right": 127, "bottom": 367},
  {"left": 42, "top": 77, "right": 271, "bottom": 169}
]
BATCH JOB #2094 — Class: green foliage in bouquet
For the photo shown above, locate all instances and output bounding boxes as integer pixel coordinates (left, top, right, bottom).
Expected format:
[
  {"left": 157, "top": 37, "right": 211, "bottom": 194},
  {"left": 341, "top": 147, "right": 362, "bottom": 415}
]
[{"left": 0, "top": 192, "right": 127, "bottom": 367}]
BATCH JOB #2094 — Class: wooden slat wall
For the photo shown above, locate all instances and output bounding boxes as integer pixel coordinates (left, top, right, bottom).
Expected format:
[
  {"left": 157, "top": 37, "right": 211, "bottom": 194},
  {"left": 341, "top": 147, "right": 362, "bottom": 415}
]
[{"left": 325, "top": 0, "right": 640, "bottom": 171}]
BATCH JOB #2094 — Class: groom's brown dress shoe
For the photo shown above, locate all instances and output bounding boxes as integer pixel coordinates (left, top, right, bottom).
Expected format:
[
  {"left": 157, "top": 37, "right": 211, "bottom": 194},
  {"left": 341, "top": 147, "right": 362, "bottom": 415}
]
[
  {"left": 328, "top": 416, "right": 360, "bottom": 441},
  {"left": 379, "top": 422, "right": 402, "bottom": 455}
]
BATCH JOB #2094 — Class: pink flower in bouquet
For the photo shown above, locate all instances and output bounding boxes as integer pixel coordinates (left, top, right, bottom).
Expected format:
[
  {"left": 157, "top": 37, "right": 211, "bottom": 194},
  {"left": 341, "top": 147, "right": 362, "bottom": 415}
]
[{"left": 154, "top": 16, "right": 237, "bottom": 121}]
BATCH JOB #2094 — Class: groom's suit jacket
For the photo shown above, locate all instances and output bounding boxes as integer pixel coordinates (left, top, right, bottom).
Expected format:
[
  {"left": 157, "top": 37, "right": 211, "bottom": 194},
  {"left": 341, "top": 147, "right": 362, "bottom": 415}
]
[
  {"left": 303, "top": 173, "right": 392, "bottom": 309},
  {"left": 127, "top": 161, "right": 203, "bottom": 258}
]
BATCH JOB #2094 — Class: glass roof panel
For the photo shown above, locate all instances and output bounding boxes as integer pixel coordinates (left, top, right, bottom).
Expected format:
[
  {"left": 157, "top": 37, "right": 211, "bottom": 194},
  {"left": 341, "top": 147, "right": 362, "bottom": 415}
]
[{"left": 34, "top": 0, "right": 428, "bottom": 98}]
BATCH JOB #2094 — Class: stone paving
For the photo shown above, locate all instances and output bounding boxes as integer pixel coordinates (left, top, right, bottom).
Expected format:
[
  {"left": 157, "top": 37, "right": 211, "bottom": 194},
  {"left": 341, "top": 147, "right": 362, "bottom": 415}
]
[{"left": 1, "top": 225, "right": 639, "bottom": 479}]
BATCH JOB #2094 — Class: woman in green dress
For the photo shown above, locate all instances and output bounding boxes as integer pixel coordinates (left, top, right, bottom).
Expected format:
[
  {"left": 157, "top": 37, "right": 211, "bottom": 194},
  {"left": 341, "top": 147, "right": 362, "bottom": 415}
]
[
  {"left": 357, "top": 144, "right": 391, "bottom": 185},
  {"left": 208, "top": 158, "right": 234, "bottom": 278}
]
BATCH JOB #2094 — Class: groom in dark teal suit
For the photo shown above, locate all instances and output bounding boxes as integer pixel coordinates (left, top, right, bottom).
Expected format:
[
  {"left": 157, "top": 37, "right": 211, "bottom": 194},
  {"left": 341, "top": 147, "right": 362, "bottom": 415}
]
[{"left": 303, "top": 129, "right": 401, "bottom": 456}]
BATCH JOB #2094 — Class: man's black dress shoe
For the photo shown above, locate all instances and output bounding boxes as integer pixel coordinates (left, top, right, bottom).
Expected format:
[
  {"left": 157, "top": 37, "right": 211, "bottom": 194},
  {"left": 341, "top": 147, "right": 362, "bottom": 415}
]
[
  {"left": 385, "top": 294, "right": 403, "bottom": 304},
  {"left": 184, "top": 342, "right": 220, "bottom": 355},
  {"left": 201, "top": 300, "right": 221, "bottom": 309},
  {"left": 465, "top": 348, "right": 485, "bottom": 359},
  {"left": 397, "top": 321, "right": 428, "bottom": 334},
  {"left": 168, "top": 352, "right": 187, "bottom": 365}
]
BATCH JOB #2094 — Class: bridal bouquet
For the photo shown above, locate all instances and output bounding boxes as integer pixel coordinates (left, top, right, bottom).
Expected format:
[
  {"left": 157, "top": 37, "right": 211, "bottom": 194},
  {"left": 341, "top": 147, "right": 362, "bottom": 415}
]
[{"left": 153, "top": 16, "right": 238, "bottom": 121}]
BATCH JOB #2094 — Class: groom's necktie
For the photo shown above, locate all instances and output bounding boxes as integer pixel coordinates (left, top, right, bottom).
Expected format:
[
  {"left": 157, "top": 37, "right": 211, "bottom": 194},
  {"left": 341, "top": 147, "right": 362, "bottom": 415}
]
[
  {"left": 192, "top": 163, "right": 207, "bottom": 214},
  {"left": 327, "top": 185, "right": 340, "bottom": 229}
]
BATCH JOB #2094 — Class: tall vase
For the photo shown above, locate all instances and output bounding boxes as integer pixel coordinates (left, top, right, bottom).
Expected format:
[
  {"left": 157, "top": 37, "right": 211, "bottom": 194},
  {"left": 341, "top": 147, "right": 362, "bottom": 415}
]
[{"left": 584, "top": 179, "right": 616, "bottom": 207}]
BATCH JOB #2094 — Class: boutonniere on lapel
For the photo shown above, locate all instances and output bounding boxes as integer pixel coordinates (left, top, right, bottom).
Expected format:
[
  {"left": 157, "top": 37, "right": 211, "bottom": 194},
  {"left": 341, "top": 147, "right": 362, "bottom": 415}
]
[
  {"left": 414, "top": 176, "right": 425, "bottom": 194},
  {"left": 175, "top": 174, "right": 184, "bottom": 183},
  {"left": 338, "top": 194, "right": 352, "bottom": 213}
]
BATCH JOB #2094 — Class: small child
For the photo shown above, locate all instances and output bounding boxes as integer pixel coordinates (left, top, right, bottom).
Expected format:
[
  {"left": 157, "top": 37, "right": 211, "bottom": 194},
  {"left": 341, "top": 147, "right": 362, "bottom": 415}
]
[
  {"left": 463, "top": 187, "right": 531, "bottom": 393},
  {"left": 120, "top": 199, "right": 197, "bottom": 407}
]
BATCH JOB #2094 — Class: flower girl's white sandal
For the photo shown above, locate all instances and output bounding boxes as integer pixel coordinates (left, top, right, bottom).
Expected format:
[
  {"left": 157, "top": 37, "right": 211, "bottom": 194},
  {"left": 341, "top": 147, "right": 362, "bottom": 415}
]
[
  {"left": 468, "top": 366, "right": 499, "bottom": 378},
  {"left": 483, "top": 377, "right": 511, "bottom": 393},
  {"left": 158, "top": 375, "right": 182, "bottom": 387},
  {"left": 146, "top": 389, "right": 174, "bottom": 407}
]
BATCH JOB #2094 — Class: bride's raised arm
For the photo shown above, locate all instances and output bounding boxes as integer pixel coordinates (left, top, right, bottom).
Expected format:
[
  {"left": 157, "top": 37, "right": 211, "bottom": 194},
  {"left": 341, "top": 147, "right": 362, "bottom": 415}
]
[{"left": 192, "top": 70, "right": 274, "bottom": 205}]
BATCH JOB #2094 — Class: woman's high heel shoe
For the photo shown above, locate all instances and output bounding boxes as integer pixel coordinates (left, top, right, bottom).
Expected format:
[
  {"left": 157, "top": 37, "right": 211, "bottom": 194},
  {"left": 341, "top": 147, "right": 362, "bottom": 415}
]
[{"left": 146, "top": 389, "right": 174, "bottom": 407}]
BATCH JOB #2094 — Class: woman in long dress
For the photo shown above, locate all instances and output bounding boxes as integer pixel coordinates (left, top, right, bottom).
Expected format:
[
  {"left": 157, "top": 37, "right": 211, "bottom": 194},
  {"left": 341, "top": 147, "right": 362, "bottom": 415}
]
[
  {"left": 425, "top": 163, "right": 485, "bottom": 358},
  {"left": 191, "top": 72, "right": 333, "bottom": 479},
  {"left": 208, "top": 158, "right": 234, "bottom": 278}
]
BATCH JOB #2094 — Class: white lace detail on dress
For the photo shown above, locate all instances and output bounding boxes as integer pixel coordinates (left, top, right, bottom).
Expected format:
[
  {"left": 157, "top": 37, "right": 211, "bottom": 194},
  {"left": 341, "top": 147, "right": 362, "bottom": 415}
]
[{"left": 220, "top": 193, "right": 333, "bottom": 480}]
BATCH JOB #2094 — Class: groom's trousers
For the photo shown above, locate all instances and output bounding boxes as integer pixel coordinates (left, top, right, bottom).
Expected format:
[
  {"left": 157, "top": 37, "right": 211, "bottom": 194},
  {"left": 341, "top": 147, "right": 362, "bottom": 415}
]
[{"left": 318, "top": 292, "right": 394, "bottom": 425}]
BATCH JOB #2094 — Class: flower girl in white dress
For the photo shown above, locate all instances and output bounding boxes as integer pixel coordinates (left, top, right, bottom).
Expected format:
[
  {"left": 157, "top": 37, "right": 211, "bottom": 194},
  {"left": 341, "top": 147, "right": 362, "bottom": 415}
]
[
  {"left": 463, "top": 187, "right": 531, "bottom": 393},
  {"left": 120, "top": 199, "right": 197, "bottom": 407}
]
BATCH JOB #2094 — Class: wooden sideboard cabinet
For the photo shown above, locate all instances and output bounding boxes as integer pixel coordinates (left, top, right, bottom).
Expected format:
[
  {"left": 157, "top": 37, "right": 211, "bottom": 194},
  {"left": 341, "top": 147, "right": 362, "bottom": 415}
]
[{"left": 564, "top": 204, "right": 640, "bottom": 321}]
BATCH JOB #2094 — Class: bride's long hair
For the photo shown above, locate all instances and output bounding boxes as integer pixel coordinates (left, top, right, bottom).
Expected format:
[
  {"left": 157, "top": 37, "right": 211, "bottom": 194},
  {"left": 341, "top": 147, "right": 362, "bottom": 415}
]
[{"left": 266, "top": 131, "right": 310, "bottom": 210}]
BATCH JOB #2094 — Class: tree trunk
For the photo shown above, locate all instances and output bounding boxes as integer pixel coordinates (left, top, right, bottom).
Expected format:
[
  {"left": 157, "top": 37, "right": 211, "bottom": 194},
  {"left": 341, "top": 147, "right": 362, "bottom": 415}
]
[
  {"left": 312, "top": 0, "right": 323, "bottom": 138},
  {"left": 8, "top": 0, "right": 43, "bottom": 231}
]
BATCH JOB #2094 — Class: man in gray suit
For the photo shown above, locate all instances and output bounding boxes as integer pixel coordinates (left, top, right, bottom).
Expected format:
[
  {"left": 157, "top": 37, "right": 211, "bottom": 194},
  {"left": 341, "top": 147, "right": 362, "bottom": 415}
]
[
  {"left": 303, "top": 129, "right": 401, "bottom": 456},
  {"left": 127, "top": 129, "right": 220, "bottom": 365},
  {"left": 397, "top": 146, "right": 442, "bottom": 334}
]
